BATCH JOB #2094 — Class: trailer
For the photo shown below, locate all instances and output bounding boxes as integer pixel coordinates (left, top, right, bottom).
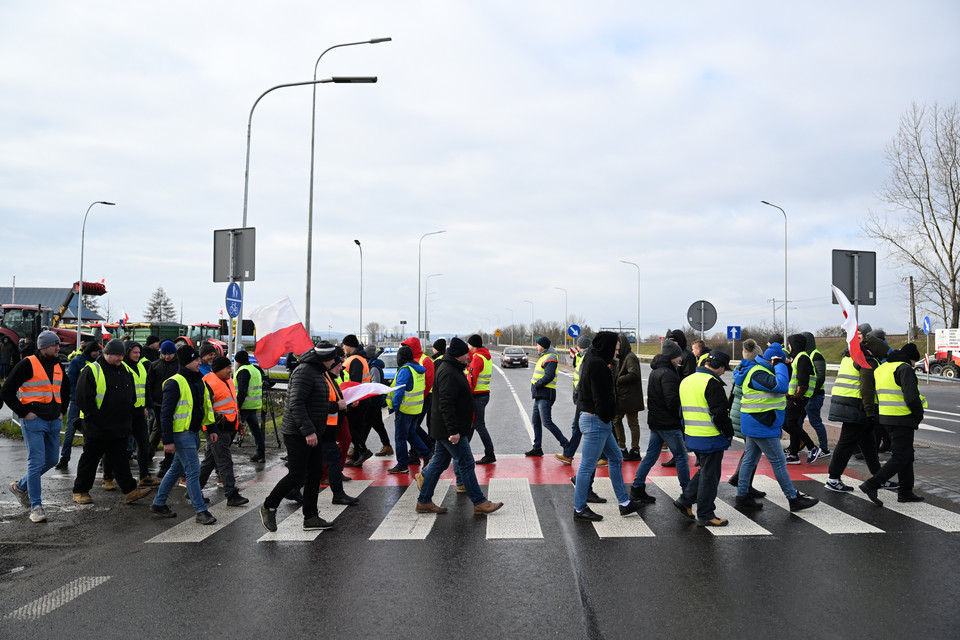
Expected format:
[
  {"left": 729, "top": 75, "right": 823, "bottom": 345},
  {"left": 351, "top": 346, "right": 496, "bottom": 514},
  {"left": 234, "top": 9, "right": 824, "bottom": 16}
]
[{"left": 924, "top": 328, "right": 960, "bottom": 377}]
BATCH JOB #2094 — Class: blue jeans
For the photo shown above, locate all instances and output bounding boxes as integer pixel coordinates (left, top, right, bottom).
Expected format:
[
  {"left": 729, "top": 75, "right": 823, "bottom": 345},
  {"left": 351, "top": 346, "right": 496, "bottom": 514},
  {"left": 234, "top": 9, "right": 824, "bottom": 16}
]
[
  {"left": 563, "top": 407, "right": 582, "bottom": 458},
  {"left": 394, "top": 412, "right": 430, "bottom": 466},
  {"left": 152, "top": 431, "right": 206, "bottom": 513},
  {"left": 574, "top": 413, "right": 628, "bottom": 511},
  {"left": 805, "top": 394, "right": 828, "bottom": 449},
  {"left": 632, "top": 429, "right": 689, "bottom": 490},
  {"left": 532, "top": 398, "right": 568, "bottom": 450},
  {"left": 738, "top": 436, "right": 797, "bottom": 498},
  {"left": 17, "top": 417, "right": 61, "bottom": 508},
  {"left": 472, "top": 394, "right": 495, "bottom": 455},
  {"left": 418, "top": 437, "right": 487, "bottom": 506},
  {"left": 60, "top": 400, "right": 82, "bottom": 461}
]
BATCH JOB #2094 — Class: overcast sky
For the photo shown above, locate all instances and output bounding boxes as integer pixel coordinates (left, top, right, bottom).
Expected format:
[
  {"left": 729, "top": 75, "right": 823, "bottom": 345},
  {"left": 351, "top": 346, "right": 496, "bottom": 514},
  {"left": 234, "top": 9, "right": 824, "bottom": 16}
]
[{"left": 3, "top": 1, "right": 959, "bottom": 342}]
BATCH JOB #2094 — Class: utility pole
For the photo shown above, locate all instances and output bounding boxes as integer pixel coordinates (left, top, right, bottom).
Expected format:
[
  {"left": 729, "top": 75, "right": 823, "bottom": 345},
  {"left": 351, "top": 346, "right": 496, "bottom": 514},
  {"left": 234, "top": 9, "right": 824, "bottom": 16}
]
[{"left": 909, "top": 275, "right": 917, "bottom": 339}]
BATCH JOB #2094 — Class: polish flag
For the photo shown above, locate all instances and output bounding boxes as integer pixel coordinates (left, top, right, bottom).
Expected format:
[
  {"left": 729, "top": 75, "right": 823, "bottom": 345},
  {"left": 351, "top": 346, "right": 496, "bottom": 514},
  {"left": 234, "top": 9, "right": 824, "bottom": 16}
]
[
  {"left": 831, "top": 285, "right": 871, "bottom": 369},
  {"left": 248, "top": 297, "right": 315, "bottom": 369},
  {"left": 339, "top": 380, "right": 398, "bottom": 405}
]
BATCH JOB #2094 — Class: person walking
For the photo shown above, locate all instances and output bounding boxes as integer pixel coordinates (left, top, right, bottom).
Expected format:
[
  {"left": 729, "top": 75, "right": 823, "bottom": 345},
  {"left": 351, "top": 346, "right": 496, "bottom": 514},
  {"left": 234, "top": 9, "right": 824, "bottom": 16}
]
[
  {"left": 467, "top": 334, "right": 497, "bottom": 464},
  {"left": 613, "top": 334, "right": 644, "bottom": 460},
  {"left": 386, "top": 345, "right": 431, "bottom": 475},
  {"left": 147, "top": 340, "right": 179, "bottom": 476},
  {"left": 526, "top": 337, "right": 569, "bottom": 457},
  {"left": 673, "top": 351, "right": 734, "bottom": 527},
  {"left": 0, "top": 334, "right": 18, "bottom": 382},
  {"left": 556, "top": 334, "right": 591, "bottom": 465},
  {"left": 234, "top": 350, "right": 266, "bottom": 464},
  {"left": 198, "top": 356, "right": 249, "bottom": 507},
  {"left": 801, "top": 331, "right": 830, "bottom": 455},
  {"left": 415, "top": 338, "right": 503, "bottom": 516},
  {"left": 55, "top": 340, "right": 101, "bottom": 470},
  {"left": 2, "top": 330, "right": 71, "bottom": 522},
  {"left": 365, "top": 344, "right": 393, "bottom": 457},
  {"left": 123, "top": 341, "right": 159, "bottom": 487},
  {"left": 341, "top": 334, "right": 374, "bottom": 467},
  {"left": 783, "top": 333, "right": 821, "bottom": 464},
  {"left": 402, "top": 337, "right": 436, "bottom": 465},
  {"left": 70, "top": 339, "right": 154, "bottom": 507},
  {"left": 661, "top": 329, "right": 697, "bottom": 468}
]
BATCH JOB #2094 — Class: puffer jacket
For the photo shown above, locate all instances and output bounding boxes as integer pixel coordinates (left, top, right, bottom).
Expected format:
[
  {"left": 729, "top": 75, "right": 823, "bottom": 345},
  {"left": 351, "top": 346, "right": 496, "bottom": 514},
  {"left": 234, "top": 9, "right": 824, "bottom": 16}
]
[
  {"left": 284, "top": 348, "right": 341, "bottom": 438},
  {"left": 734, "top": 357, "right": 789, "bottom": 439},
  {"left": 430, "top": 354, "right": 474, "bottom": 440},
  {"left": 646, "top": 353, "right": 681, "bottom": 430}
]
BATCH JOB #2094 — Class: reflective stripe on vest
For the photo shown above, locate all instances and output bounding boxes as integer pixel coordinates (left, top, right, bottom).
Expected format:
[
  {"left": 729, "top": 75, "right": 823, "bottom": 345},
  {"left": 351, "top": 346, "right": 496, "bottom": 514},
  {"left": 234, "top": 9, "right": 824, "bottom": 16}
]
[
  {"left": 167, "top": 374, "right": 215, "bottom": 432},
  {"left": 740, "top": 364, "right": 786, "bottom": 413},
  {"left": 203, "top": 372, "right": 238, "bottom": 421},
  {"left": 79, "top": 362, "right": 106, "bottom": 419},
  {"left": 343, "top": 354, "right": 371, "bottom": 383},
  {"left": 123, "top": 360, "right": 148, "bottom": 408},
  {"left": 234, "top": 364, "right": 262, "bottom": 410},
  {"left": 17, "top": 355, "right": 63, "bottom": 405},
  {"left": 680, "top": 371, "right": 719, "bottom": 437},
  {"left": 832, "top": 357, "right": 862, "bottom": 399},
  {"left": 418, "top": 355, "right": 433, "bottom": 395},
  {"left": 386, "top": 364, "right": 426, "bottom": 415},
  {"left": 875, "top": 361, "right": 920, "bottom": 417},
  {"left": 531, "top": 352, "right": 558, "bottom": 389},
  {"left": 788, "top": 352, "right": 815, "bottom": 398},
  {"left": 324, "top": 371, "right": 340, "bottom": 426},
  {"left": 473, "top": 353, "right": 492, "bottom": 393},
  {"left": 573, "top": 353, "right": 584, "bottom": 388}
]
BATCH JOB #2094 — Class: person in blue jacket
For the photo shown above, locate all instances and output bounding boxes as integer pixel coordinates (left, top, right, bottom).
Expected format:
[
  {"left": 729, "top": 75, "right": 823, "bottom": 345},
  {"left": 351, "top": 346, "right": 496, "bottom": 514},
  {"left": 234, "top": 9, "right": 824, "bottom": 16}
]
[
  {"left": 734, "top": 343, "right": 818, "bottom": 512},
  {"left": 386, "top": 345, "right": 432, "bottom": 474}
]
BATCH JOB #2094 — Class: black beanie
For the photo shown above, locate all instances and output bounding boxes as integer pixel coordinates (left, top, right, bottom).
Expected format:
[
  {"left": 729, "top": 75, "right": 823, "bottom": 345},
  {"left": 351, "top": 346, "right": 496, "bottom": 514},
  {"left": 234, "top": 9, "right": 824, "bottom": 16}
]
[
  {"left": 235, "top": 350, "right": 250, "bottom": 364},
  {"left": 211, "top": 355, "right": 232, "bottom": 373},
  {"left": 177, "top": 344, "right": 200, "bottom": 366},
  {"left": 396, "top": 345, "right": 414, "bottom": 367},
  {"left": 900, "top": 343, "right": 921, "bottom": 362},
  {"left": 342, "top": 334, "right": 360, "bottom": 348},
  {"left": 199, "top": 343, "right": 217, "bottom": 357},
  {"left": 447, "top": 337, "right": 469, "bottom": 358},
  {"left": 433, "top": 338, "right": 447, "bottom": 353},
  {"left": 467, "top": 334, "right": 483, "bottom": 348},
  {"left": 537, "top": 336, "right": 551, "bottom": 349}
]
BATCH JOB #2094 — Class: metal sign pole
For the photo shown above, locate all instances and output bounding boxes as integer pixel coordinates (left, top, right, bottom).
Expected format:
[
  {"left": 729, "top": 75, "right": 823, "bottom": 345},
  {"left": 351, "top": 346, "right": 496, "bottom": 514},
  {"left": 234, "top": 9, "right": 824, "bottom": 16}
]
[
  {"left": 228, "top": 230, "right": 236, "bottom": 357},
  {"left": 700, "top": 302, "right": 705, "bottom": 341}
]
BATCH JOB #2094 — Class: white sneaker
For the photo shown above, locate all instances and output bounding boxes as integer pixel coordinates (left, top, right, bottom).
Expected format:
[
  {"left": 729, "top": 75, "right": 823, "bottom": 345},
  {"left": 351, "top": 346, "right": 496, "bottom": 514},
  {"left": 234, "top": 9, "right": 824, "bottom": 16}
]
[{"left": 29, "top": 506, "right": 47, "bottom": 523}]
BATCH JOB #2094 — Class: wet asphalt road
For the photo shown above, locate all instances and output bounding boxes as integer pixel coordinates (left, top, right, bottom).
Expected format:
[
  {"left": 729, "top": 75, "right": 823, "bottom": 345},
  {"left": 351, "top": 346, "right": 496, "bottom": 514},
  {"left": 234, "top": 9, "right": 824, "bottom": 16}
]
[{"left": 2, "top": 359, "right": 960, "bottom": 639}]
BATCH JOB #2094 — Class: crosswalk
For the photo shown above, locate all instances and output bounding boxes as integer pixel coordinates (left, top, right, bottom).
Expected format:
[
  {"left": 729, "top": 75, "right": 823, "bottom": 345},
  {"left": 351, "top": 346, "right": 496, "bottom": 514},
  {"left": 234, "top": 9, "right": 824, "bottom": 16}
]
[{"left": 133, "top": 473, "right": 960, "bottom": 544}]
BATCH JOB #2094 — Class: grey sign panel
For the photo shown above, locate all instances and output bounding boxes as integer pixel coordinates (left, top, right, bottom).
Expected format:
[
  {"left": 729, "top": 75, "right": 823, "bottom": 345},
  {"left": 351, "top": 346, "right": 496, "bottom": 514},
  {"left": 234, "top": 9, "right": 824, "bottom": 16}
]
[
  {"left": 687, "top": 300, "right": 717, "bottom": 331},
  {"left": 213, "top": 227, "right": 256, "bottom": 282},
  {"left": 831, "top": 249, "right": 875, "bottom": 306}
]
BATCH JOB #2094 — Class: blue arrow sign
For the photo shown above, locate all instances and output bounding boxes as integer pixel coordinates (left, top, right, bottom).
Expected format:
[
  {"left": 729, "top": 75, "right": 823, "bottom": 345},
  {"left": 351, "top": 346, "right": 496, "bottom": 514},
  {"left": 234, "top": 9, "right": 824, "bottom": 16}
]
[
  {"left": 567, "top": 324, "right": 581, "bottom": 338},
  {"left": 225, "top": 282, "right": 242, "bottom": 318},
  {"left": 923, "top": 316, "right": 931, "bottom": 334},
  {"left": 727, "top": 325, "right": 741, "bottom": 340}
]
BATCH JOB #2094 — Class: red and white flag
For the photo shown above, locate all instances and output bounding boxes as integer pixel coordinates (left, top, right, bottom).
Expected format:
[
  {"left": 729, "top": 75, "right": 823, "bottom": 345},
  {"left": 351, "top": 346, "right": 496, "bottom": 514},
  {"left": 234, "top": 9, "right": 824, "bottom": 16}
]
[
  {"left": 339, "top": 380, "right": 398, "bottom": 405},
  {"left": 248, "top": 297, "right": 315, "bottom": 369},
  {"left": 831, "top": 285, "right": 871, "bottom": 369}
]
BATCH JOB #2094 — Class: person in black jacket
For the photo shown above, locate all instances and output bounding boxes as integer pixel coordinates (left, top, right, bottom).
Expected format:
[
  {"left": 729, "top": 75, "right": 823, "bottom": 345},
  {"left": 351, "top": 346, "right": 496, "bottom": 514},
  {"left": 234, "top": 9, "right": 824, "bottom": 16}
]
[
  {"left": 629, "top": 340, "right": 688, "bottom": 503},
  {"left": 784, "top": 333, "right": 819, "bottom": 463},
  {"left": 259, "top": 342, "right": 356, "bottom": 533},
  {"left": 147, "top": 340, "right": 179, "bottom": 475},
  {"left": 572, "top": 331, "right": 642, "bottom": 522},
  {"left": 70, "top": 339, "right": 153, "bottom": 506},
  {"left": 415, "top": 338, "right": 503, "bottom": 516}
]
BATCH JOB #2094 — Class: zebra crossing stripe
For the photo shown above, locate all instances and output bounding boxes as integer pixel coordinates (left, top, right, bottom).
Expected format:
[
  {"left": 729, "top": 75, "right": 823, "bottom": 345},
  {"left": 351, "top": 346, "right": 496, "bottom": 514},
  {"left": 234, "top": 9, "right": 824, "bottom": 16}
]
[
  {"left": 258, "top": 480, "right": 373, "bottom": 543},
  {"left": 369, "top": 480, "right": 451, "bottom": 540},
  {"left": 751, "top": 476, "right": 883, "bottom": 534},
  {"left": 649, "top": 476, "right": 772, "bottom": 536},
  {"left": 146, "top": 481, "right": 276, "bottom": 544},
  {"left": 587, "top": 477, "right": 655, "bottom": 538},
  {"left": 486, "top": 477, "right": 543, "bottom": 539},
  {"left": 4, "top": 576, "right": 110, "bottom": 620},
  {"left": 493, "top": 365, "right": 536, "bottom": 444},
  {"left": 805, "top": 474, "right": 960, "bottom": 532}
]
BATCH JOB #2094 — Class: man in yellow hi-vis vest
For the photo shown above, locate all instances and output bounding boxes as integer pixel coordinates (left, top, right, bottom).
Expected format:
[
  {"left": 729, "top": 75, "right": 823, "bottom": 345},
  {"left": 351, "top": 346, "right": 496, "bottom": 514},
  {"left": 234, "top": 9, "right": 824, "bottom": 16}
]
[
  {"left": 467, "top": 334, "right": 497, "bottom": 464},
  {"left": 526, "top": 337, "right": 569, "bottom": 457},
  {"left": 386, "top": 345, "right": 431, "bottom": 474}
]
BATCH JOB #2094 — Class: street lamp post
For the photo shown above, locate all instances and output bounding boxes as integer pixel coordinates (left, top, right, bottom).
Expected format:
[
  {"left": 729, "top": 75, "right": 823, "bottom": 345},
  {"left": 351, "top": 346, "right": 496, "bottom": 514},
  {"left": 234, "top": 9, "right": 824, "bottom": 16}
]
[
  {"left": 620, "top": 260, "right": 641, "bottom": 344},
  {"left": 555, "top": 287, "right": 568, "bottom": 352},
  {"left": 78, "top": 201, "right": 115, "bottom": 350},
  {"left": 305, "top": 37, "right": 391, "bottom": 336},
  {"left": 234, "top": 75, "right": 377, "bottom": 356},
  {"left": 418, "top": 230, "right": 446, "bottom": 341},
  {"left": 505, "top": 307, "right": 514, "bottom": 345},
  {"left": 424, "top": 273, "right": 442, "bottom": 340},
  {"left": 354, "top": 239, "right": 363, "bottom": 339},
  {"left": 523, "top": 299, "right": 534, "bottom": 346},
  {"left": 761, "top": 201, "right": 788, "bottom": 339}
]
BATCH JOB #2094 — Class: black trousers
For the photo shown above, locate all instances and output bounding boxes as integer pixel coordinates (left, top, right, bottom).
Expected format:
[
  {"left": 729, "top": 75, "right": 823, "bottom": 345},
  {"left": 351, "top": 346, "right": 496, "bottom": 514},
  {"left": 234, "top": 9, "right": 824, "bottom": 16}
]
[
  {"left": 785, "top": 397, "right": 816, "bottom": 455},
  {"left": 829, "top": 421, "right": 880, "bottom": 478},
  {"left": 679, "top": 450, "right": 725, "bottom": 521},
  {"left": 347, "top": 404, "right": 369, "bottom": 454},
  {"left": 73, "top": 433, "right": 137, "bottom": 494},
  {"left": 865, "top": 425, "right": 915, "bottom": 495},
  {"left": 359, "top": 399, "right": 390, "bottom": 449},
  {"left": 265, "top": 432, "right": 345, "bottom": 519}
]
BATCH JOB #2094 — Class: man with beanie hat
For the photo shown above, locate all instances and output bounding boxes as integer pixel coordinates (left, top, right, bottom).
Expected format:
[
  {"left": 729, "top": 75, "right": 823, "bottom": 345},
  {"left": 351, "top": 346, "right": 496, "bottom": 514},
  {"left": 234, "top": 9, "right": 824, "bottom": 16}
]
[
  {"left": 197, "top": 356, "right": 248, "bottom": 507},
  {"left": 341, "top": 334, "right": 375, "bottom": 466},
  {"left": 467, "top": 334, "right": 497, "bottom": 464},
  {"left": 527, "top": 336, "right": 569, "bottom": 457},
  {"left": 198, "top": 343, "right": 217, "bottom": 376},
  {"left": 142, "top": 335, "right": 161, "bottom": 362},
  {"left": 661, "top": 329, "right": 696, "bottom": 468},
  {"left": 147, "top": 340, "right": 180, "bottom": 474},
  {"left": 385, "top": 345, "right": 431, "bottom": 474},
  {"left": 149, "top": 345, "right": 219, "bottom": 524},
  {"left": 56, "top": 340, "right": 102, "bottom": 470},
  {"left": 234, "top": 349, "right": 266, "bottom": 463},
  {"left": 415, "top": 337, "right": 504, "bottom": 516},
  {"left": 2, "top": 330, "right": 71, "bottom": 523},
  {"left": 401, "top": 337, "right": 436, "bottom": 466},
  {"left": 432, "top": 338, "right": 446, "bottom": 360},
  {"left": 70, "top": 339, "right": 154, "bottom": 508},
  {"left": 801, "top": 331, "right": 830, "bottom": 455},
  {"left": 122, "top": 341, "right": 159, "bottom": 487}
]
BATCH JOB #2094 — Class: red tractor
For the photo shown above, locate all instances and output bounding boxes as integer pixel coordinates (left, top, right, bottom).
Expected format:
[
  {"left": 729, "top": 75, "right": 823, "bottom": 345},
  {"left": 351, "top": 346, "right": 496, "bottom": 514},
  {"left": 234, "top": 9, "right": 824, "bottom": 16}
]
[{"left": 176, "top": 323, "right": 228, "bottom": 355}]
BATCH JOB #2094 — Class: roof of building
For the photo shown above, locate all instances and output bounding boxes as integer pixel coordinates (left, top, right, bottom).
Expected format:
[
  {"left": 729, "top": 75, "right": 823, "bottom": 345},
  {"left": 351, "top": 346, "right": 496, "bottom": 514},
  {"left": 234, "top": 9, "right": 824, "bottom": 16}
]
[{"left": 0, "top": 287, "right": 105, "bottom": 322}]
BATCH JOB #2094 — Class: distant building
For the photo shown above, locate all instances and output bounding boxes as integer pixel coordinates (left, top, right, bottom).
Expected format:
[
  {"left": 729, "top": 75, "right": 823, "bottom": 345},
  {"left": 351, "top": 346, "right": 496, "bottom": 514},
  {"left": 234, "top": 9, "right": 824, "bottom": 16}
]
[{"left": 0, "top": 287, "right": 104, "bottom": 322}]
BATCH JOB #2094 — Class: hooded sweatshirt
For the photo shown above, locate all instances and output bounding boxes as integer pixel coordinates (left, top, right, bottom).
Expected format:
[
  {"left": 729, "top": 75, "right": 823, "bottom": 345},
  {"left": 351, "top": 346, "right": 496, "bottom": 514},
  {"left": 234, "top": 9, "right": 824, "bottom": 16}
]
[
  {"left": 615, "top": 334, "right": 644, "bottom": 413},
  {"left": 468, "top": 346, "right": 492, "bottom": 395},
  {"left": 578, "top": 331, "right": 618, "bottom": 423},
  {"left": 733, "top": 356, "right": 790, "bottom": 438},
  {"left": 801, "top": 331, "right": 826, "bottom": 395},
  {"left": 668, "top": 329, "right": 697, "bottom": 379},
  {"left": 402, "top": 337, "right": 435, "bottom": 396},
  {"left": 646, "top": 353, "right": 681, "bottom": 430},
  {"left": 786, "top": 333, "right": 813, "bottom": 398}
]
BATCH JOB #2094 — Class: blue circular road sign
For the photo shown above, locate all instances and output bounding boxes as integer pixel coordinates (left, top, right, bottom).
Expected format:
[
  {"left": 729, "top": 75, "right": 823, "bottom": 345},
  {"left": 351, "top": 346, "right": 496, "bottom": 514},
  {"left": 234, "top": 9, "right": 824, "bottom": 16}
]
[
  {"left": 225, "top": 282, "right": 242, "bottom": 318},
  {"left": 567, "top": 324, "right": 581, "bottom": 338},
  {"left": 923, "top": 316, "right": 931, "bottom": 334}
]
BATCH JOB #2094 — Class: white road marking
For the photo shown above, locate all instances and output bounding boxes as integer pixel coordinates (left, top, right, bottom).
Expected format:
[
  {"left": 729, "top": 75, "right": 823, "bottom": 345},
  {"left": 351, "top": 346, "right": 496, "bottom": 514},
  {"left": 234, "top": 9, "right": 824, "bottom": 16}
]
[
  {"left": 259, "top": 480, "right": 373, "bottom": 542},
  {"left": 919, "top": 423, "right": 954, "bottom": 433},
  {"left": 369, "top": 480, "right": 451, "bottom": 540},
  {"left": 752, "top": 476, "right": 883, "bottom": 534},
  {"left": 485, "top": 477, "right": 542, "bottom": 539},
  {"left": 587, "top": 477, "right": 655, "bottom": 538},
  {"left": 806, "top": 473, "right": 960, "bottom": 532},
  {"left": 4, "top": 576, "right": 110, "bottom": 620},
  {"left": 649, "top": 476, "right": 771, "bottom": 536},
  {"left": 146, "top": 481, "right": 276, "bottom": 543},
  {"left": 493, "top": 364, "right": 536, "bottom": 444}
]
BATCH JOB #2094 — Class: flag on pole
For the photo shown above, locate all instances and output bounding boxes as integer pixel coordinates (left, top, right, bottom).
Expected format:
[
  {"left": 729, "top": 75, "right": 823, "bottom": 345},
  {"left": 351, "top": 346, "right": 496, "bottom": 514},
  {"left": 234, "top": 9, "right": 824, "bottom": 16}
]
[
  {"left": 248, "top": 297, "right": 315, "bottom": 369},
  {"left": 118, "top": 309, "right": 129, "bottom": 327},
  {"left": 831, "top": 285, "right": 871, "bottom": 369}
]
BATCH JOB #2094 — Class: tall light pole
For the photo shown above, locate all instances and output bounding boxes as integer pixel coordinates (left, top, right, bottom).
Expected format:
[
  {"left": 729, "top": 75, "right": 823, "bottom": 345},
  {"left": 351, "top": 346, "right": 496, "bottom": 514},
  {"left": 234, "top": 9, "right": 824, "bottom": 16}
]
[
  {"left": 555, "top": 287, "right": 568, "bottom": 352},
  {"left": 761, "top": 201, "right": 788, "bottom": 339},
  {"left": 524, "top": 299, "right": 535, "bottom": 346},
  {"left": 418, "top": 230, "right": 446, "bottom": 340},
  {"left": 305, "top": 37, "right": 391, "bottom": 336},
  {"left": 424, "top": 273, "right": 442, "bottom": 340},
  {"left": 235, "top": 75, "right": 377, "bottom": 356},
  {"left": 78, "top": 201, "right": 115, "bottom": 349},
  {"left": 620, "top": 260, "right": 641, "bottom": 344},
  {"left": 505, "top": 307, "right": 514, "bottom": 345},
  {"left": 354, "top": 239, "right": 363, "bottom": 339}
]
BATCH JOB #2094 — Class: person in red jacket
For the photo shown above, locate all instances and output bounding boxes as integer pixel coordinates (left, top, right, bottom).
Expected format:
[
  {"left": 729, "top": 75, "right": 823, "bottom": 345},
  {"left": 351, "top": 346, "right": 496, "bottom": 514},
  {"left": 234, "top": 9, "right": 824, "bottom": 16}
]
[
  {"left": 402, "top": 337, "right": 435, "bottom": 464},
  {"left": 467, "top": 334, "right": 496, "bottom": 464}
]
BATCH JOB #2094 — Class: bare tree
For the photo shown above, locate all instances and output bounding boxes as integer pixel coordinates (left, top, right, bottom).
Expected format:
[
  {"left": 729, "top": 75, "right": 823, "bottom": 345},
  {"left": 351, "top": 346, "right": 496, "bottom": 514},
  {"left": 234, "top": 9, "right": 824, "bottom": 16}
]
[
  {"left": 863, "top": 102, "right": 960, "bottom": 326},
  {"left": 144, "top": 286, "right": 177, "bottom": 322},
  {"left": 365, "top": 321, "right": 385, "bottom": 344}
]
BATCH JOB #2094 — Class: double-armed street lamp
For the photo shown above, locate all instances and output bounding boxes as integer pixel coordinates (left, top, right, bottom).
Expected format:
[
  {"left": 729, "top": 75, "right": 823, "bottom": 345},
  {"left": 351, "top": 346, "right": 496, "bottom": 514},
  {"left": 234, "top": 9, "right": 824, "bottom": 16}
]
[
  {"left": 78, "top": 201, "right": 115, "bottom": 350},
  {"left": 418, "top": 230, "right": 446, "bottom": 340}
]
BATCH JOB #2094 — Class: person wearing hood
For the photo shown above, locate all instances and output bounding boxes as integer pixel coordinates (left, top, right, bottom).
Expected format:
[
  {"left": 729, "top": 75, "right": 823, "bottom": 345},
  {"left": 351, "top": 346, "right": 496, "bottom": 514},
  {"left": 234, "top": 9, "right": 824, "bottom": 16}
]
[
  {"left": 667, "top": 329, "right": 697, "bottom": 379},
  {"left": 732, "top": 342, "right": 818, "bottom": 512},
  {"left": 55, "top": 339, "right": 102, "bottom": 470},
  {"left": 467, "top": 334, "right": 497, "bottom": 464},
  {"left": 801, "top": 331, "right": 830, "bottom": 454},
  {"left": 557, "top": 334, "right": 592, "bottom": 465},
  {"left": 364, "top": 344, "right": 393, "bottom": 457},
  {"left": 572, "top": 331, "right": 643, "bottom": 521},
  {"left": 148, "top": 345, "right": 219, "bottom": 524},
  {"left": 526, "top": 337, "right": 570, "bottom": 457},
  {"left": 341, "top": 334, "right": 375, "bottom": 467},
  {"left": 674, "top": 351, "right": 735, "bottom": 527},
  {"left": 726, "top": 339, "right": 766, "bottom": 499},
  {"left": 141, "top": 335, "right": 161, "bottom": 363},
  {"left": 613, "top": 334, "right": 645, "bottom": 460},
  {"left": 259, "top": 342, "right": 356, "bottom": 533},
  {"left": 122, "top": 341, "right": 159, "bottom": 487},
  {"left": 70, "top": 339, "right": 154, "bottom": 508},
  {"left": 865, "top": 327, "right": 893, "bottom": 452},
  {"left": 386, "top": 345, "right": 432, "bottom": 474},
  {"left": 783, "top": 333, "right": 822, "bottom": 464},
  {"left": 401, "top": 337, "right": 435, "bottom": 465},
  {"left": 234, "top": 349, "right": 267, "bottom": 464},
  {"left": 858, "top": 343, "right": 926, "bottom": 506},
  {"left": 629, "top": 339, "right": 689, "bottom": 503},
  {"left": 147, "top": 340, "right": 180, "bottom": 475}
]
